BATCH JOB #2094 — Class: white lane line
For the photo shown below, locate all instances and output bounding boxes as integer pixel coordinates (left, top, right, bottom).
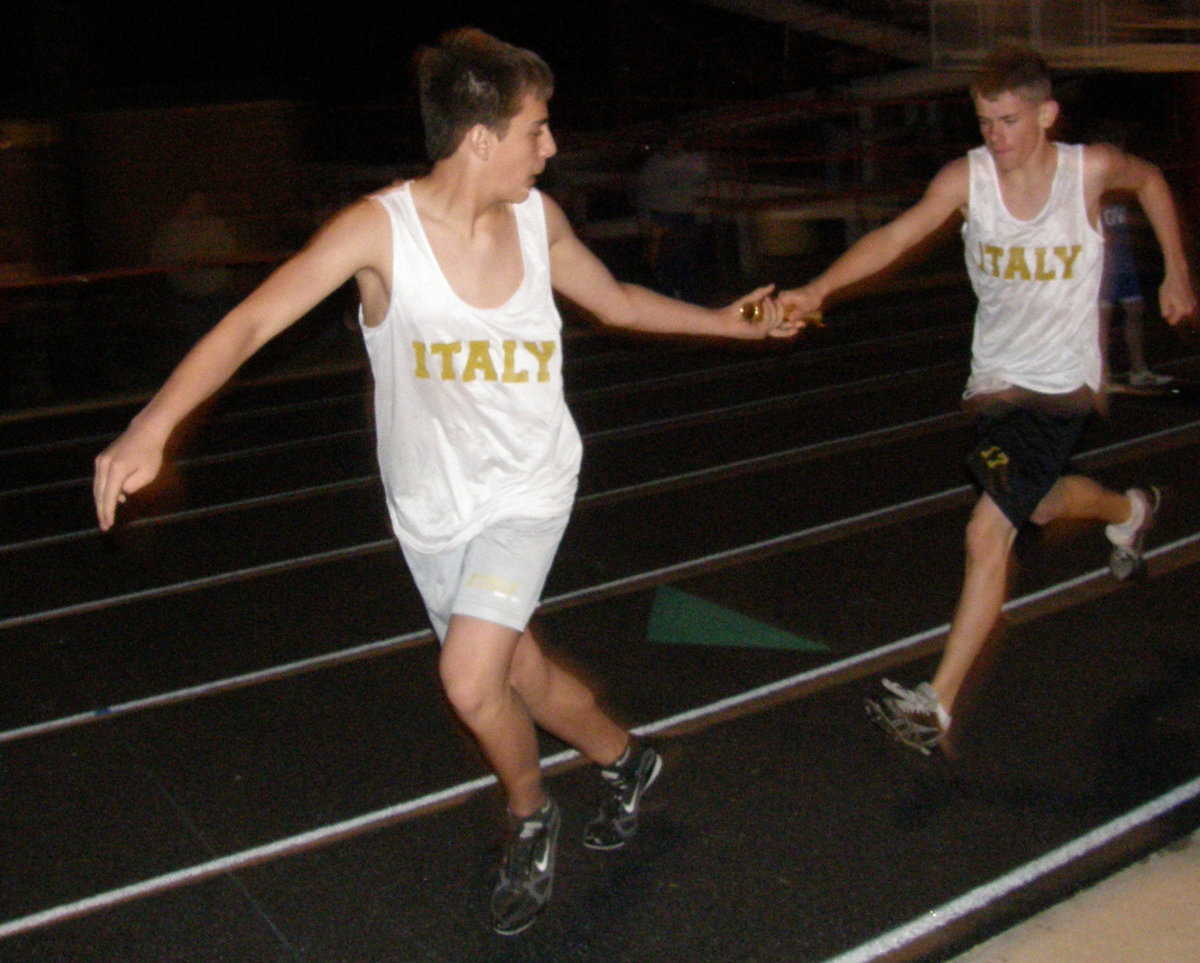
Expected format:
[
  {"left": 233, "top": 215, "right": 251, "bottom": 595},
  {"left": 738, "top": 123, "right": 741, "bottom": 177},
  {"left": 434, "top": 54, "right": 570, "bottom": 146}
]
[
  {"left": 635, "top": 531, "right": 1199, "bottom": 735},
  {"left": 582, "top": 360, "right": 963, "bottom": 441},
  {"left": 0, "top": 539, "right": 397, "bottom": 631},
  {"left": 0, "top": 627, "right": 432, "bottom": 745},
  {"left": 825, "top": 774, "right": 1200, "bottom": 963},
  {"left": 582, "top": 411, "right": 962, "bottom": 505},
  {"left": 0, "top": 369, "right": 966, "bottom": 552},
  {"left": 8, "top": 410, "right": 1197, "bottom": 608},
  {"left": 0, "top": 475, "right": 380, "bottom": 553},
  {"left": 1, "top": 533, "right": 1197, "bottom": 939},
  {"left": 0, "top": 771, "right": 501, "bottom": 939},
  {"left": 8, "top": 411, "right": 1189, "bottom": 741},
  {"left": 0, "top": 484, "right": 964, "bottom": 743},
  {"left": 2, "top": 503, "right": 1197, "bottom": 752},
  {"left": 0, "top": 406, "right": 959, "bottom": 555}
]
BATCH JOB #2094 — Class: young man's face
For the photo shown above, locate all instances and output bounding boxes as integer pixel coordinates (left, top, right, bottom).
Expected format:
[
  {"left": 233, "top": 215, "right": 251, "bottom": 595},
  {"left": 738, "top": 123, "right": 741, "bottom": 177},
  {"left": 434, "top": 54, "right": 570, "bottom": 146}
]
[
  {"left": 490, "top": 93, "right": 557, "bottom": 201},
  {"left": 973, "top": 89, "right": 1057, "bottom": 172}
]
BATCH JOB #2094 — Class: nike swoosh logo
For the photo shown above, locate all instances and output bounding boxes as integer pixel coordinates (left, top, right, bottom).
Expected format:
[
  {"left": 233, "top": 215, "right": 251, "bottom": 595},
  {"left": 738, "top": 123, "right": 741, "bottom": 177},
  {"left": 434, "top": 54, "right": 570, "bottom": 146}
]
[{"left": 533, "top": 843, "right": 551, "bottom": 873}]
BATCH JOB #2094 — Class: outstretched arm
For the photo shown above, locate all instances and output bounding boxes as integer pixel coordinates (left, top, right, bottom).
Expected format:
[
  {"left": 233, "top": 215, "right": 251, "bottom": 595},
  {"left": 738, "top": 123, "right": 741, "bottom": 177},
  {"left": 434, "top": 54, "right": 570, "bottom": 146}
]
[
  {"left": 544, "top": 195, "right": 800, "bottom": 340},
  {"left": 1090, "top": 143, "right": 1196, "bottom": 325},
  {"left": 778, "top": 158, "right": 969, "bottom": 320},
  {"left": 94, "top": 199, "right": 389, "bottom": 529}
]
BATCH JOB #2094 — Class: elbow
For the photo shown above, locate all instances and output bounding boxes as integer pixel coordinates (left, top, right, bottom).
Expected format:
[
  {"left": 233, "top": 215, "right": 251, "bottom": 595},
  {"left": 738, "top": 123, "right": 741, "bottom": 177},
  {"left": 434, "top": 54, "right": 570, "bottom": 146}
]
[
  {"left": 1130, "top": 159, "right": 1170, "bottom": 198},
  {"left": 579, "top": 303, "right": 638, "bottom": 333},
  {"left": 595, "top": 288, "right": 643, "bottom": 331}
]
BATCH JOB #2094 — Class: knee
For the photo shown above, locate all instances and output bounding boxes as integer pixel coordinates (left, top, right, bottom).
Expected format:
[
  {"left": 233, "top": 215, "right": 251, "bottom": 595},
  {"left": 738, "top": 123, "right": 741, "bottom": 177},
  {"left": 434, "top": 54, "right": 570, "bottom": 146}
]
[
  {"left": 964, "top": 505, "right": 1013, "bottom": 566},
  {"left": 1029, "top": 477, "right": 1081, "bottom": 526},
  {"left": 1029, "top": 501, "right": 1056, "bottom": 527},
  {"left": 438, "top": 656, "right": 495, "bottom": 722}
]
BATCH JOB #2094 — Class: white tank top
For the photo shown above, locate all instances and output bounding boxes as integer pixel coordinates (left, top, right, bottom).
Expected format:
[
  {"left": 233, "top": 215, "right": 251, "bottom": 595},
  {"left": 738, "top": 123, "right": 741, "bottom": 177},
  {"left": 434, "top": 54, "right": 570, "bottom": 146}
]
[
  {"left": 361, "top": 183, "right": 582, "bottom": 552},
  {"left": 962, "top": 143, "right": 1104, "bottom": 398}
]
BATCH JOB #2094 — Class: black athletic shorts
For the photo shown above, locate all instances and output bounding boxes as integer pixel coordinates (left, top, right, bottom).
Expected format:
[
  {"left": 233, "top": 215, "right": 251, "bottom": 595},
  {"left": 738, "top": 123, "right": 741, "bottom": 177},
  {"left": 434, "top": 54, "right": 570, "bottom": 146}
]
[{"left": 964, "top": 407, "right": 1087, "bottom": 528}]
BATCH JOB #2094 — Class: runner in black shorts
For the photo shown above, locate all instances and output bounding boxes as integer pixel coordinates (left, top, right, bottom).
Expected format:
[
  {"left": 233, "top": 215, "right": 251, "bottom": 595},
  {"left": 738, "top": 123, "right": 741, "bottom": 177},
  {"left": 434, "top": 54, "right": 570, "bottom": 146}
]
[
  {"left": 966, "top": 407, "right": 1087, "bottom": 528},
  {"left": 780, "top": 47, "right": 1195, "bottom": 755}
]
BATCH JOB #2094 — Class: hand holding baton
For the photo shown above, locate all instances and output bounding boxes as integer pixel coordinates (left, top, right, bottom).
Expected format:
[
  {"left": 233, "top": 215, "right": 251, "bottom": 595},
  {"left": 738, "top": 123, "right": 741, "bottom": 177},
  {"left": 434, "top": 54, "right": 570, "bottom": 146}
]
[{"left": 740, "top": 301, "right": 823, "bottom": 327}]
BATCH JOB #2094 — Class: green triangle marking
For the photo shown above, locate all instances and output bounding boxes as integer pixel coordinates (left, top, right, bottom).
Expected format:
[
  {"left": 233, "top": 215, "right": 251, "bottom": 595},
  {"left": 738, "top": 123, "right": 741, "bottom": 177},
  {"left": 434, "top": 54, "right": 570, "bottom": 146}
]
[{"left": 647, "top": 586, "right": 828, "bottom": 652}]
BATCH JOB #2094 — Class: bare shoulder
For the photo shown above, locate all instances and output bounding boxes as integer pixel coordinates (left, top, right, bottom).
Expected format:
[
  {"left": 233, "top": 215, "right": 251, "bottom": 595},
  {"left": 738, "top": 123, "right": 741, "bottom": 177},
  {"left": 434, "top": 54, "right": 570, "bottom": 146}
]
[
  {"left": 929, "top": 156, "right": 970, "bottom": 200},
  {"left": 1081, "top": 141, "right": 1159, "bottom": 197},
  {"left": 900, "top": 156, "right": 968, "bottom": 227},
  {"left": 539, "top": 189, "right": 575, "bottom": 246},
  {"left": 320, "top": 195, "right": 391, "bottom": 243},
  {"left": 298, "top": 195, "right": 392, "bottom": 274},
  {"left": 1081, "top": 141, "right": 1120, "bottom": 180}
]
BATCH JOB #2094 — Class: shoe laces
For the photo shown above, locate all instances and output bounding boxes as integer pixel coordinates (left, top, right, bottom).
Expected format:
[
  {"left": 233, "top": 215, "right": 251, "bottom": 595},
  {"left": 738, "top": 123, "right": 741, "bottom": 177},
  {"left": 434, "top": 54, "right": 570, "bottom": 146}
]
[
  {"left": 882, "top": 679, "right": 935, "bottom": 713},
  {"left": 597, "top": 770, "right": 632, "bottom": 810},
  {"left": 502, "top": 813, "right": 549, "bottom": 878},
  {"left": 881, "top": 679, "right": 950, "bottom": 730}
]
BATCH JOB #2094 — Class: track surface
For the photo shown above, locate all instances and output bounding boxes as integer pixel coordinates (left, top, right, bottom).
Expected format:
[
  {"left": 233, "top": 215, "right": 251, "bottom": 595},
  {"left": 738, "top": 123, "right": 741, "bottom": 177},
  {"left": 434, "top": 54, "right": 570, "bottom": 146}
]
[{"left": 3, "top": 281, "right": 1200, "bottom": 961}]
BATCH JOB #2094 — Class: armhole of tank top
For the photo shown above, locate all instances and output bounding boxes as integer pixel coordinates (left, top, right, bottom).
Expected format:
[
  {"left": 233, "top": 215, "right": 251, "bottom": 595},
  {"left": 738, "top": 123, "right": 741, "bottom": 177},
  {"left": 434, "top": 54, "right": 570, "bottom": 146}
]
[
  {"left": 511, "top": 190, "right": 552, "bottom": 307},
  {"left": 361, "top": 191, "right": 400, "bottom": 332},
  {"left": 522, "top": 189, "right": 548, "bottom": 254},
  {"left": 1072, "top": 146, "right": 1103, "bottom": 238},
  {"left": 966, "top": 150, "right": 984, "bottom": 217}
]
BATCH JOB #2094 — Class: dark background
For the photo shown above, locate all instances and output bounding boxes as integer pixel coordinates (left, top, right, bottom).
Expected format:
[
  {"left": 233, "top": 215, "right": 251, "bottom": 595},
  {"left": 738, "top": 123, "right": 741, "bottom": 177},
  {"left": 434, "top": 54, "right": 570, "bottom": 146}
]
[{"left": 2, "top": 1, "right": 898, "bottom": 115}]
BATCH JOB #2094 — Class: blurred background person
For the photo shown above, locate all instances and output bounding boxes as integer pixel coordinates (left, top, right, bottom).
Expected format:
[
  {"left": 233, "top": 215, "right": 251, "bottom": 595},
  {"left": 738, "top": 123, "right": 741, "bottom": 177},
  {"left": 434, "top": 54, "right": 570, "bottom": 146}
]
[{"left": 635, "top": 136, "right": 713, "bottom": 300}]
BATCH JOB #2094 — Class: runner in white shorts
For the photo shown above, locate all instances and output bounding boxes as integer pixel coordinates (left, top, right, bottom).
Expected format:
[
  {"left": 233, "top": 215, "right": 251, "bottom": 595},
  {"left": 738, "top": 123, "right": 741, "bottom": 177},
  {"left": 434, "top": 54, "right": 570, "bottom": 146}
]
[
  {"left": 93, "top": 28, "right": 799, "bottom": 936},
  {"left": 402, "top": 515, "right": 569, "bottom": 642}
]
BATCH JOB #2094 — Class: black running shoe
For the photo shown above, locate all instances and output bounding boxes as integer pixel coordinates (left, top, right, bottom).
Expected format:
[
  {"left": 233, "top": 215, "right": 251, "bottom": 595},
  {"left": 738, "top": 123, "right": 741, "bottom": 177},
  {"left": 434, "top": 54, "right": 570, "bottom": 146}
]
[
  {"left": 583, "top": 742, "right": 662, "bottom": 851},
  {"left": 491, "top": 798, "right": 560, "bottom": 936},
  {"left": 1108, "top": 486, "right": 1163, "bottom": 581}
]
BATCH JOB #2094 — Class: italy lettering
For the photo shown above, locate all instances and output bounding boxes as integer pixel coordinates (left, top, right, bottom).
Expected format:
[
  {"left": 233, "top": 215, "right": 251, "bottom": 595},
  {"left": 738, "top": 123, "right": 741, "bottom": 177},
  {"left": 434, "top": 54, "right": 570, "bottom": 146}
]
[
  {"left": 412, "top": 340, "right": 557, "bottom": 382},
  {"left": 975, "top": 243, "right": 1081, "bottom": 281}
]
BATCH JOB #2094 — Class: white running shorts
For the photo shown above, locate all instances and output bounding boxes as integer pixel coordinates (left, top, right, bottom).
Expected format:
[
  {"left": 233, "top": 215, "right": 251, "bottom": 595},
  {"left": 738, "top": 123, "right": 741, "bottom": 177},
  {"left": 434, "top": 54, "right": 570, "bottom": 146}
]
[{"left": 400, "top": 514, "right": 570, "bottom": 642}]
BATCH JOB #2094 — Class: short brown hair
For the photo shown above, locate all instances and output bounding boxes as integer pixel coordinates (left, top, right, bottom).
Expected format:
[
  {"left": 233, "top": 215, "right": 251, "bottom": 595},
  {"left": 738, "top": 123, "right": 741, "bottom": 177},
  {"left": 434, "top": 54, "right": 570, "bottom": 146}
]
[
  {"left": 416, "top": 28, "right": 555, "bottom": 162},
  {"left": 971, "top": 45, "right": 1052, "bottom": 102}
]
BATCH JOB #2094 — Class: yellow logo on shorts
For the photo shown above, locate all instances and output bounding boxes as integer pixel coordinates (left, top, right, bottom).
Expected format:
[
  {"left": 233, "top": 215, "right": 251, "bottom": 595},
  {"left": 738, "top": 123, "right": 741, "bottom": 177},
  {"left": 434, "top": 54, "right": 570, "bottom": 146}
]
[
  {"left": 977, "top": 445, "right": 1011, "bottom": 492},
  {"left": 466, "top": 573, "right": 520, "bottom": 599},
  {"left": 980, "top": 446, "right": 1009, "bottom": 470}
]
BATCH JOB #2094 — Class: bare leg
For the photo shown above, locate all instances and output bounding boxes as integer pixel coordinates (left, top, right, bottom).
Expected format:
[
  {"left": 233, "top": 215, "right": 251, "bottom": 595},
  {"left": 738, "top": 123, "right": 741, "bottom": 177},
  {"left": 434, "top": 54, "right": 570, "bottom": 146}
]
[
  {"left": 930, "top": 494, "right": 1016, "bottom": 715},
  {"left": 508, "top": 625, "right": 629, "bottom": 767},
  {"left": 438, "top": 615, "right": 627, "bottom": 817},
  {"left": 1099, "top": 303, "right": 1115, "bottom": 384},
  {"left": 1030, "top": 475, "right": 1131, "bottom": 527},
  {"left": 1122, "top": 300, "right": 1150, "bottom": 375},
  {"left": 931, "top": 478, "right": 1135, "bottom": 717},
  {"left": 439, "top": 617, "right": 545, "bottom": 817}
]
